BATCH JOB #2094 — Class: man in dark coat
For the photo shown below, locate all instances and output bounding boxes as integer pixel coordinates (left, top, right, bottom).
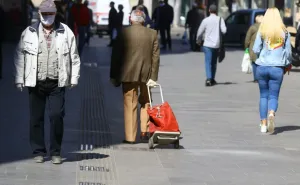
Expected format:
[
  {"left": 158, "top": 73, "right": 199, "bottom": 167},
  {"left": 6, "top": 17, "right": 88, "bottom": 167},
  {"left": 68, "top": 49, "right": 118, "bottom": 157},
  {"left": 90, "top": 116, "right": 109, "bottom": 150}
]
[
  {"left": 108, "top": 1, "right": 118, "bottom": 47},
  {"left": 185, "top": 3, "right": 205, "bottom": 51},
  {"left": 131, "top": 0, "right": 149, "bottom": 17},
  {"left": 152, "top": 0, "right": 174, "bottom": 50}
]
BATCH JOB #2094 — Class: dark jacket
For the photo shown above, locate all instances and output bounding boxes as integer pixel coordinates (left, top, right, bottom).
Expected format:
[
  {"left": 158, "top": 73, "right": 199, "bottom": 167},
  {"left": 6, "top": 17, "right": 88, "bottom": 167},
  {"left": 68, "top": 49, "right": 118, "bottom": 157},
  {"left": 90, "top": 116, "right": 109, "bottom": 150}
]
[
  {"left": 186, "top": 8, "right": 205, "bottom": 31},
  {"left": 295, "top": 26, "right": 300, "bottom": 52},
  {"left": 110, "top": 24, "right": 160, "bottom": 83},
  {"left": 245, "top": 23, "right": 260, "bottom": 62},
  {"left": 109, "top": 7, "right": 118, "bottom": 29},
  {"left": 152, "top": 4, "right": 174, "bottom": 28},
  {"left": 116, "top": 11, "right": 124, "bottom": 30}
]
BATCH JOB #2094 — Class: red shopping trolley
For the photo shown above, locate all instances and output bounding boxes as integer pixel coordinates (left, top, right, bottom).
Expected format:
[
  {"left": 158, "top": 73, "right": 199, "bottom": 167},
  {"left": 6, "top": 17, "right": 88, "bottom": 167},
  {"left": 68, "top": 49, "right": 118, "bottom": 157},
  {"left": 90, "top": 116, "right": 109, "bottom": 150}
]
[{"left": 147, "top": 84, "right": 181, "bottom": 149}]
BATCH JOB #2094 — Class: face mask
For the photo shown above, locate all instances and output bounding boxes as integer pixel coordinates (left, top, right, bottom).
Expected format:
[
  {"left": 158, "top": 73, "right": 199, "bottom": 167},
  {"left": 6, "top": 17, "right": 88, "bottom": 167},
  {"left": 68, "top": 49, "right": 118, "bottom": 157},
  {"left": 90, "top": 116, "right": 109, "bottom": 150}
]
[{"left": 40, "top": 14, "right": 55, "bottom": 26}]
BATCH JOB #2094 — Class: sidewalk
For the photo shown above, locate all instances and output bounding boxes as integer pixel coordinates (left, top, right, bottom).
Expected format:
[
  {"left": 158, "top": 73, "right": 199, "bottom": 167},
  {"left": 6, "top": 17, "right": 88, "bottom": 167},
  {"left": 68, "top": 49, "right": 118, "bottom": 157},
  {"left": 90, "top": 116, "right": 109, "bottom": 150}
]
[{"left": 1, "top": 36, "right": 300, "bottom": 185}]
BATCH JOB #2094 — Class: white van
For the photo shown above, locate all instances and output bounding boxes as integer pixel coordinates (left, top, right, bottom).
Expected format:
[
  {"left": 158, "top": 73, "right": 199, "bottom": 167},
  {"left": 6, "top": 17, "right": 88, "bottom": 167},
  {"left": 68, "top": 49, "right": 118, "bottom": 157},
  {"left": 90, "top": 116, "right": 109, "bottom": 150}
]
[{"left": 87, "top": 0, "right": 131, "bottom": 37}]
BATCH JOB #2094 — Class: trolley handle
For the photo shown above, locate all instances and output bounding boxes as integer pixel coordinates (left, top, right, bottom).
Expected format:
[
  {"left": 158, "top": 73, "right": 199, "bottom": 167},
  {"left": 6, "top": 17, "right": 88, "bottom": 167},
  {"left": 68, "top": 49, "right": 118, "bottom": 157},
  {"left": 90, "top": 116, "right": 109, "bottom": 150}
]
[{"left": 147, "top": 83, "right": 164, "bottom": 108}]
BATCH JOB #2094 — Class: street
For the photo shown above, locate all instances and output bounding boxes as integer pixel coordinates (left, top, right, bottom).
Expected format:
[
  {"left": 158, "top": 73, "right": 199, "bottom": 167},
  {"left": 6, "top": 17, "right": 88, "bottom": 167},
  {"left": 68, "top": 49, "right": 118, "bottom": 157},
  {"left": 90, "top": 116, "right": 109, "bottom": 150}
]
[{"left": 1, "top": 34, "right": 300, "bottom": 185}]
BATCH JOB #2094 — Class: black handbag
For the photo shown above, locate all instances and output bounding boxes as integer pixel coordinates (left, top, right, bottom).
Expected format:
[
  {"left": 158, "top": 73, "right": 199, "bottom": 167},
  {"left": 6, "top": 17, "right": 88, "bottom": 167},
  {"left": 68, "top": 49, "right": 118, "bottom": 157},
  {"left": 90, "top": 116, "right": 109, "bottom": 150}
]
[
  {"left": 218, "top": 17, "right": 225, "bottom": 63},
  {"left": 291, "top": 46, "right": 300, "bottom": 67}
]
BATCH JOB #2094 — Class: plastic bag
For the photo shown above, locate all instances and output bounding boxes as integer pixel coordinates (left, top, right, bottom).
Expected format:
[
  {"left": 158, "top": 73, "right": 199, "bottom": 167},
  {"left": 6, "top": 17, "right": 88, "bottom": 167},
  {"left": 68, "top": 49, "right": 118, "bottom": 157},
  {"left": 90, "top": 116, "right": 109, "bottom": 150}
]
[
  {"left": 241, "top": 50, "right": 252, "bottom": 74},
  {"left": 181, "top": 29, "right": 188, "bottom": 45}
]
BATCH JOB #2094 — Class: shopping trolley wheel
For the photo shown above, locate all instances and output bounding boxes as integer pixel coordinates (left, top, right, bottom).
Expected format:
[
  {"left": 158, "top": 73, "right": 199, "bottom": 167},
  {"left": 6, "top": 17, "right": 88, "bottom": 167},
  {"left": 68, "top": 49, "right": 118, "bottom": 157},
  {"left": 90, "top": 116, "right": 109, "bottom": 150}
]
[
  {"left": 148, "top": 137, "right": 154, "bottom": 149},
  {"left": 174, "top": 140, "right": 180, "bottom": 149}
]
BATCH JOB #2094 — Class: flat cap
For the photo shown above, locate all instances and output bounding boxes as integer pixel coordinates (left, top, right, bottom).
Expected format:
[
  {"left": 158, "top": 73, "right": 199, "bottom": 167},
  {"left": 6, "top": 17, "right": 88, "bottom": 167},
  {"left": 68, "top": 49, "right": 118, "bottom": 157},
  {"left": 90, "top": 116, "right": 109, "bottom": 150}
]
[
  {"left": 39, "top": 0, "right": 57, "bottom": 13},
  {"left": 209, "top": 4, "right": 217, "bottom": 12}
]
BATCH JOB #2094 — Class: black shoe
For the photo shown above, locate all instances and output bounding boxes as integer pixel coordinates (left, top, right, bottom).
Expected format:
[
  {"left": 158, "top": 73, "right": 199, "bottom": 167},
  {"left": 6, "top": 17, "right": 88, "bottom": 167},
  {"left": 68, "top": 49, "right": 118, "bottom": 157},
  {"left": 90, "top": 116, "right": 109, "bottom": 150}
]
[
  {"left": 122, "top": 140, "right": 136, "bottom": 144},
  {"left": 205, "top": 79, "right": 212, "bottom": 87},
  {"left": 140, "top": 132, "right": 149, "bottom": 142},
  {"left": 211, "top": 79, "right": 217, "bottom": 85}
]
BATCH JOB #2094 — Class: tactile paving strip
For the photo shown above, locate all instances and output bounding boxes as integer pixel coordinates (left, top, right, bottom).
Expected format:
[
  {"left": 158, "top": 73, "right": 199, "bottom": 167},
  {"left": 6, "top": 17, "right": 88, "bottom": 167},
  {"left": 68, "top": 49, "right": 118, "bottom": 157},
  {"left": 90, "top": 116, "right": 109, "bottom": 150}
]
[{"left": 76, "top": 66, "right": 118, "bottom": 185}]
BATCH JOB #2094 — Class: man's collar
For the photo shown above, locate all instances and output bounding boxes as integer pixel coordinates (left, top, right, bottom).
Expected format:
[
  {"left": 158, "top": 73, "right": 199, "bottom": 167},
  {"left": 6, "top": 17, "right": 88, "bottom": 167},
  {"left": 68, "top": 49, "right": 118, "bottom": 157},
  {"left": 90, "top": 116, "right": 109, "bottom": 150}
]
[{"left": 29, "top": 21, "right": 65, "bottom": 33}]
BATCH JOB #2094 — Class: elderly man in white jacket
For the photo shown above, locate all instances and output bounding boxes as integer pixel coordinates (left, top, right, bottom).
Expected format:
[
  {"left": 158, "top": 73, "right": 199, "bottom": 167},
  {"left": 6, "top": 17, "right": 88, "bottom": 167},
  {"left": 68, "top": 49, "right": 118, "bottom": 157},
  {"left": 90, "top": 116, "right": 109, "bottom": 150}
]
[{"left": 14, "top": 0, "right": 80, "bottom": 164}]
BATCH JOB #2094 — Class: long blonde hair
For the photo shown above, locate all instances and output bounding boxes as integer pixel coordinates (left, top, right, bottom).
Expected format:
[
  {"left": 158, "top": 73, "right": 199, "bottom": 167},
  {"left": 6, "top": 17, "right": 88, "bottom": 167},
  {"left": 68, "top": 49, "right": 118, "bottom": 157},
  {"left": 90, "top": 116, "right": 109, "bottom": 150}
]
[{"left": 259, "top": 8, "right": 287, "bottom": 44}]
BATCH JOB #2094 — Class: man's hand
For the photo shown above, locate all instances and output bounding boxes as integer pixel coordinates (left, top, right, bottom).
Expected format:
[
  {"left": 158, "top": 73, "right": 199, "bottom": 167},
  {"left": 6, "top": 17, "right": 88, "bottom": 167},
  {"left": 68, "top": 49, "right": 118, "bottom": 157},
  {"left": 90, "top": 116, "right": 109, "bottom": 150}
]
[
  {"left": 16, "top": 83, "right": 24, "bottom": 92},
  {"left": 196, "top": 40, "right": 202, "bottom": 46},
  {"left": 146, "top": 79, "right": 157, "bottom": 87},
  {"left": 69, "top": 84, "right": 77, "bottom": 89}
]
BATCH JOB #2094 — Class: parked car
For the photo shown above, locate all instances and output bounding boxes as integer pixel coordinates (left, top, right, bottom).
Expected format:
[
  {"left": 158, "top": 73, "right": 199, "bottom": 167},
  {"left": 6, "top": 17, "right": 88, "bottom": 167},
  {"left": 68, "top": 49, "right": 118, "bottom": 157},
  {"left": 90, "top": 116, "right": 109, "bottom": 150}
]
[{"left": 224, "top": 9, "right": 266, "bottom": 46}]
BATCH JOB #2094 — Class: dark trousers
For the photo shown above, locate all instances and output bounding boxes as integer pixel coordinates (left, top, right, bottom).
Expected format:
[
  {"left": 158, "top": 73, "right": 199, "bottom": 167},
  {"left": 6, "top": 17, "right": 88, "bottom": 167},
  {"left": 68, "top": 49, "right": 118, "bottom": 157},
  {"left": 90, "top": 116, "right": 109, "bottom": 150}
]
[
  {"left": 85, "top": 24, "right": 91, "bottom": 45},
  {"left": 159, "top": 25, "right": 171, "bottom": 49},
  {"left": 189, "top": 28, "right": 200, "bottom": 51},
  {"left": 78, "top": 26, "right": 87, "bottom": 56},
  {"left": 109, "top": 27, "right": 114, "bottom": 45},
  {"left": 28, "top": 79, "right": 65, "bottom": 156},
  {"left": 0, "top": 42, "right": 2, "bottom": 79}
]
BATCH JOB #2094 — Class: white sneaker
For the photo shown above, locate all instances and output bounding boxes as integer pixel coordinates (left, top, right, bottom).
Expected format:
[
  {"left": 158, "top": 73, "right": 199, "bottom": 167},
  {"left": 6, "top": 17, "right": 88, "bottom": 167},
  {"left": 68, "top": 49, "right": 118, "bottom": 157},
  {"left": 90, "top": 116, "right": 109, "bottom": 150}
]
[
  {"left": 267, "top": 113, "right": 275, "bottom": 134},
  {"left": 260, "top": 125, "right": 267, "bottom": 133}
]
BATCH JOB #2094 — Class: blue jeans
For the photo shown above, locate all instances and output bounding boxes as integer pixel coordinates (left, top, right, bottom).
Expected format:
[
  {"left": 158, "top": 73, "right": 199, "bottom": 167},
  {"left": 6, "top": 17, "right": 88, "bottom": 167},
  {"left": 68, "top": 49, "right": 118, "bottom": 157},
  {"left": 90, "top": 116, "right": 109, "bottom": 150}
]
[
  {"left": 203, "top": 46, "right": 218, "bottom": 80},
  {"left": 256, "top": 66, "right": 284, "bottom": 120},
  {"left": 252, "top": 62, "right": 257, "bottom": 81}
]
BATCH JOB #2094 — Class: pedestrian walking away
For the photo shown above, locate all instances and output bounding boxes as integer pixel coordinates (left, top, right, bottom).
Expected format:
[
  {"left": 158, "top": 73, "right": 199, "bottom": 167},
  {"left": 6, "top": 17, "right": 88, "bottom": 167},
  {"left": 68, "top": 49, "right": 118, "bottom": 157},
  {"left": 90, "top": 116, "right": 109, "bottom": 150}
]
[
  {"left": 245, "top": 14, "right": 264, "bottom": 83},
  {"left": 108, "top": 1, "right": 118, "bottom": 47},
  {"left": 116, "top": 4, "right": 124, "bottom": 35},
  {"left": 185, "top": 2, "right": 205, "bottom": 52},
  {"left": 196, "top": 4, "right": 227, "bottom": 86},
  {"left": 110, "top": 10, "right": 160, "bottom": 144},
  {"left": 14, "top": 0, "right": 81, "bottom": 164},
  {"left": 152, "top": 0, "right": 174, "bottom": 50},
  {"left": 70, "top": 0, "right": 90, "bottom": 56},
  {"left": 252, "top": 7, "right": 292, "bottom": 134}
]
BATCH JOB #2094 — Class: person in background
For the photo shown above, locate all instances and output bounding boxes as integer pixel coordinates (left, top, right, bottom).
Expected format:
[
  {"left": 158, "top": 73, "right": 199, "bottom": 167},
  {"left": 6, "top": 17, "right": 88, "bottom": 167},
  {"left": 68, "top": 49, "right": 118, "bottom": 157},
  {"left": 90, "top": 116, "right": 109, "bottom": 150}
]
[
  {"left": 131, "top": 0, "right": 149, "bottom": 17},
  {"left": 185, "top": 2, "right": 205, "bottom": 52},
  {"left": 54, "top": 0, "right": 66, "bottom": 23},
  {"left": 116, "top": 4, "right": 124, "bottom": 35},
  {"left": 84, "top": 0, "right": 94, "bottom": 46},
  {"left": 108, "top": 1, "right": 118, "bottom": 47},
  {"left": 14, "top": 0, "right": 80, "bottom": 164},
  {"left": 110, "top": 10, "right": 160, "bottom": 144},
  {"left": 252, "top": 8, "right": 292, "bottom": 134},
  {"left": 71, "top": 0, "right": 90, "bottom": 56},
  {"left": 244, "top": 15, "right": 263, "bottom": 83},
  {"left": 158, "top": 0, "right": 174, "bottom": 50},
  {"left": 197, "top": 4, "right": 227, "bottom": 86}
]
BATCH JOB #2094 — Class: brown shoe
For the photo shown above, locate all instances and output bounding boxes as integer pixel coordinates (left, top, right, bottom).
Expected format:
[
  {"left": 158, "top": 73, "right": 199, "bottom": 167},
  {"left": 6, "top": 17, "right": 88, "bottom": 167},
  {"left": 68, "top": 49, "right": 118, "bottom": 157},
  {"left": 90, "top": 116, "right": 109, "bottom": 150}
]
[{"left": 140, "top": 132, "right": 149, "bottom": 141}]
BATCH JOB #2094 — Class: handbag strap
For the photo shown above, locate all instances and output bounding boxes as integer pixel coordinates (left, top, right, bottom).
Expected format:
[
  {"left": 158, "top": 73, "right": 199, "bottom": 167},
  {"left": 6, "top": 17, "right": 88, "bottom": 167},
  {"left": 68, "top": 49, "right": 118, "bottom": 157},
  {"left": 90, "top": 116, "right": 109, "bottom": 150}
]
[{"left": 219, "top": 17, "right": 222, "bottom": 44}]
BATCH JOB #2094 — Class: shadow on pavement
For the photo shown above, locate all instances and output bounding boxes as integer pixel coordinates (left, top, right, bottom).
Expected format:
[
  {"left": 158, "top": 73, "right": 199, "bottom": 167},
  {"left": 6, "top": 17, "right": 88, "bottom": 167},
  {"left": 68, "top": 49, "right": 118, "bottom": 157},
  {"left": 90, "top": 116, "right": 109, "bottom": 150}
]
[
  {"left": 63, "top": 153, "right": 110, "bottom": 163},
  {"left": 290, "top": 68, "right": 300, "bottom": 72},
  {"left": 272, "top": 126, "right": 300, "bottom": 135},
  {"left": 216, "top": 82, "right": 238, "bottom": 85}
]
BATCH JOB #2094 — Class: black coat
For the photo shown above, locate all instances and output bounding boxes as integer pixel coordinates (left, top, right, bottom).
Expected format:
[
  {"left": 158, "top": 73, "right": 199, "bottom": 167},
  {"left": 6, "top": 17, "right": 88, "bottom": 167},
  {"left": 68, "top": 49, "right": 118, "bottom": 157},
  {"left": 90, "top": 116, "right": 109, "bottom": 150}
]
[
  {"left": 109, "top": 7, "right": 118, "bottom": 29},
  {"left": 186, "top": 8, "right": 205, "bottom": 31}
]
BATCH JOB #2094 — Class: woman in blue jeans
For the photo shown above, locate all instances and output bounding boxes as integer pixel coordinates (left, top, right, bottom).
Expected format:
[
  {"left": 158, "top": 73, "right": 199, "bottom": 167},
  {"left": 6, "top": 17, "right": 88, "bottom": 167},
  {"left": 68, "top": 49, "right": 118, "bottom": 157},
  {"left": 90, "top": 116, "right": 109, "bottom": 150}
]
[{"left": 252, "top": 7, "right": 292, "bottom": 133}]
